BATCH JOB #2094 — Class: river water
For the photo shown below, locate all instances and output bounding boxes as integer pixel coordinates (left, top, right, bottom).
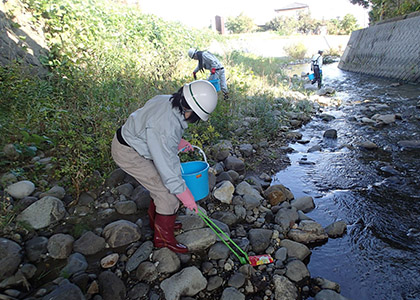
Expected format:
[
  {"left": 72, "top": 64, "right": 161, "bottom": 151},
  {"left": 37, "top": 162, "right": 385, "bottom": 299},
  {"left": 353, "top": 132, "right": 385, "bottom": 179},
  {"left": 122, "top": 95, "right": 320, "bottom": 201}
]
[{"left": 273, "top": 63, "right": 420, "bottom": 299}]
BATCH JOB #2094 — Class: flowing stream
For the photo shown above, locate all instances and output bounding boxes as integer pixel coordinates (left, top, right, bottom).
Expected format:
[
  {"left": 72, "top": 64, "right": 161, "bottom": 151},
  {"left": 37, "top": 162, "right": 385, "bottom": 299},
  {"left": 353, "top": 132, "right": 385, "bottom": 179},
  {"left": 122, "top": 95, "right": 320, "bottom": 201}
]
[{"left": 273, "top": 63, "right": 420, "bottom": 299}]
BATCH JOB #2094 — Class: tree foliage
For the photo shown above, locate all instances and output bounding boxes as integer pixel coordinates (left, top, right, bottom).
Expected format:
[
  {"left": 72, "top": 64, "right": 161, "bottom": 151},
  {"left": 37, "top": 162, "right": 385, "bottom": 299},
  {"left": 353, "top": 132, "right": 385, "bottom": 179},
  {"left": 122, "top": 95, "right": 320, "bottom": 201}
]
[
  {"left": 226, "top": 13, "right": 256, "bottom": 33},
  {"left": 350, "top": 0, "right": 420, "bottom": 23}
]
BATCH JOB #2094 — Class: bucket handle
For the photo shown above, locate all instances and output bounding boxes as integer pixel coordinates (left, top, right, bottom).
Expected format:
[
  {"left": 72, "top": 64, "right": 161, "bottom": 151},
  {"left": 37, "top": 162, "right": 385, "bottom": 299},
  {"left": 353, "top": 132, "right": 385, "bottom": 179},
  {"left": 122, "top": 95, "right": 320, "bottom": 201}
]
[{"left": 178, "top": 145, "right": 207, "bottom": 164}]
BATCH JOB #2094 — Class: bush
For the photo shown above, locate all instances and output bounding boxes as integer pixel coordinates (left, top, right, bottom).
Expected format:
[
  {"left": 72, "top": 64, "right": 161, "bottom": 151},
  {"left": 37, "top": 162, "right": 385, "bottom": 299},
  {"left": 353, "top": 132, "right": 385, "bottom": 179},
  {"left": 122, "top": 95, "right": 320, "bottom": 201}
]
[{"left": 283, "top": 42, "right": 307, "bottom": 60}]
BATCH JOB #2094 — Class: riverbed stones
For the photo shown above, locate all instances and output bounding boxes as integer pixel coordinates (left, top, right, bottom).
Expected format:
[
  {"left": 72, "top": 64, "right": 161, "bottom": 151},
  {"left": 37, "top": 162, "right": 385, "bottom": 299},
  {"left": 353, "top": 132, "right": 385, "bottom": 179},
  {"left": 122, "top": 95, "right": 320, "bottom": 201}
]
[
  {"left": 288, "top": 220, "right": 329, "bottom": 244},
  {"left": 280, "top": 239, "right": 311, "bottom": 261},
  {"left": 325, "top": 220, "right": 347, "bottom": 238},
  {"left": 397, "top": 139, "right": 420, "bottom": 150},
  {"left": 5, "top": 180, "right": 35, "bottom": 199},
  {"left": 248, "top": 228, "right": 272, "bottom": 253},
  {"left": 323, "top": 129, "right": 337, "bottom": 139},
  {"left": 264, "top": 184, "right": 294, "bottom": 206},
  {"left": 213, "top": 180, "right": 235, "bottom": 204},
  {"left": 273, "top": 275, "right": 299, "bottom": 300},
  {"left": 16, "top": 196, "right": 66, "bottom": 229},
  {"left": 125, "top": 241, "right": 154, "bottom": 272},
  {"left": 285, "top": 259, "right": 310, "bottom": 283},
  {"left": 291, "top": 195, "right": 315, "bottom": 213},
  {"left": 39, "top": 185, "right": 65, "bottom": 199}
]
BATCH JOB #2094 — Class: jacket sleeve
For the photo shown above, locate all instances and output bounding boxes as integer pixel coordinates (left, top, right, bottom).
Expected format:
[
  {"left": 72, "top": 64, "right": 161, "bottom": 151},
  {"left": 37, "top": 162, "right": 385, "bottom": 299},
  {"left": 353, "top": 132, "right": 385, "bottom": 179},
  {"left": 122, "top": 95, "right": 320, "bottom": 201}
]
[{"left": 145, "top": 126, "right": 186, "bottom": 195}]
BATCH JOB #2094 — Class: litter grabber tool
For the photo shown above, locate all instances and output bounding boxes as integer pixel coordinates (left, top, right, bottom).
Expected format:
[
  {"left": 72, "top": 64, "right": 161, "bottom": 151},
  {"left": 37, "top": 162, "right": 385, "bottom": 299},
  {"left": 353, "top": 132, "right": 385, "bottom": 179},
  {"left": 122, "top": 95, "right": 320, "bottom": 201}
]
[{"left": 197, "top": 209, "right": 273, "bottom": 266}]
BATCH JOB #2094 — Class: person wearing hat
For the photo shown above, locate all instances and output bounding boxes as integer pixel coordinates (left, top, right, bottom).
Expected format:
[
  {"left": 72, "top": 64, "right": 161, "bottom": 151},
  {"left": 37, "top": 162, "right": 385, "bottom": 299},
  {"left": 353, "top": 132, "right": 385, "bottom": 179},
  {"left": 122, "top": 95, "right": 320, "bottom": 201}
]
[
  {"left": 188, "top": 48, "right": 229, "bottom": 100},
  {"left": 111, "top": 80, "right": 218, "bottom": 253},
  {"left": 311, "top": 50, "right": 324, "bottom": 89}
]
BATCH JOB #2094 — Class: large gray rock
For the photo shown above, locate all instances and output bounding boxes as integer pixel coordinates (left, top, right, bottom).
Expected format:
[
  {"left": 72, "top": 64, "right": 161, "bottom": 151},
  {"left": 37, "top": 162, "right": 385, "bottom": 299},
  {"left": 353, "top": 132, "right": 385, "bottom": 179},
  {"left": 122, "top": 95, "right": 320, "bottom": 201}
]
[
  {"left": 73, "top": 231, "right": 106, "bottom": 256},
  {"left": 17, "top": 196, "right": 66, "bottom": 229},
  {"left": 273, "top": 275, "right": 299, "bottom": 300},
  {"left": 99, "top": 270, "right": 126, "bottom": 300},
  {"left": 102, "top": 220, "right": 141, "bottom": 248},
  {"left": 47, "top": 233, "right": 74, "bottom": 259},
  {"left": 160, "top": 266, "right": 207, "bottom": 300}
]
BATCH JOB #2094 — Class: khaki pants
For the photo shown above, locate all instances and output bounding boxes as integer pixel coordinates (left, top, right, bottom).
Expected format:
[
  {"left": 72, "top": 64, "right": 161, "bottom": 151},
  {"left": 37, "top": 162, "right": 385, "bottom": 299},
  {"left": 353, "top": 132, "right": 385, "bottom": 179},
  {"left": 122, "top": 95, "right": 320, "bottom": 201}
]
[{"left": 111, "top": 135, "right": 180, "bottom": 215}]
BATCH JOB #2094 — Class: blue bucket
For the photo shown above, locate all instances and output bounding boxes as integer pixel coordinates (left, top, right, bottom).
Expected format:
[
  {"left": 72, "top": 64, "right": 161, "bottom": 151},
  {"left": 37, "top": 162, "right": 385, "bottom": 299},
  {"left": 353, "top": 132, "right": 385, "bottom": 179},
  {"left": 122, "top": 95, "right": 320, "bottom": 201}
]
[
  {"left": 180, "top": 146, "right": 209, "bottom": 201},
  {"left": 308, "top": 73, "right": 315, "bottom": 81},
  {"left": 209, "top": 79, "right": 221, "bottom": 92}
]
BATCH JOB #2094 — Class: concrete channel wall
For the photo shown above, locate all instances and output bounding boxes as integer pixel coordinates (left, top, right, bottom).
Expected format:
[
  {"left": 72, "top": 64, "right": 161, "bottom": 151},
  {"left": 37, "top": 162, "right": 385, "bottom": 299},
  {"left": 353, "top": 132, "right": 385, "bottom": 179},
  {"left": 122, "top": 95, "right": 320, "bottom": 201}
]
[{"left": 339, "top": 12, "right": 420, "bottom": 83}]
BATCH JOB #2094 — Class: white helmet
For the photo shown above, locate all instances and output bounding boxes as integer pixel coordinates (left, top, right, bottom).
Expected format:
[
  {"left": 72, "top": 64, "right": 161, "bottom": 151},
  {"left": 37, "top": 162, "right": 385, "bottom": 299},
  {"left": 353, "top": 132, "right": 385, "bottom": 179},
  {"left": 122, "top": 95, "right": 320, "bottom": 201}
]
[
  {"left": 183, "top": 80, "right": 218, "bottom": 121},
  {"left": 188, "top": 48, "right": 198, "bottom": 59}
]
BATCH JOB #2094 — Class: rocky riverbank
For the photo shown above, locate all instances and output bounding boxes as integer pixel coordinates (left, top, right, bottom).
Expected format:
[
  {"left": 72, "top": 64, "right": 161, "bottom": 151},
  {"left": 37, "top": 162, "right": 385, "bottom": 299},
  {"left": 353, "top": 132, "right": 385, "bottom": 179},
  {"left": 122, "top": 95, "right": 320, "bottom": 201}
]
[{"left": 1, "top": 88, "right": 353, "bottom": 300}]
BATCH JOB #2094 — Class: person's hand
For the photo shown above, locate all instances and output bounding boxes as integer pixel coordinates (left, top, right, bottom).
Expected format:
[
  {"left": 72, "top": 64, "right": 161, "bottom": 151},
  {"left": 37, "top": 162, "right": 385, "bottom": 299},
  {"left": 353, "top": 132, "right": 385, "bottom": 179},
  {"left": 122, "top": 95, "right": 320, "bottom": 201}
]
[
  {"left": 178, "top": 139, "right": 193, "bottom": 152},
  {"left": 176, "top": 188, "right": 197, "bottom": 213},
  {"left": 193, "top": 72, "right": 197, "bottom": 80}
]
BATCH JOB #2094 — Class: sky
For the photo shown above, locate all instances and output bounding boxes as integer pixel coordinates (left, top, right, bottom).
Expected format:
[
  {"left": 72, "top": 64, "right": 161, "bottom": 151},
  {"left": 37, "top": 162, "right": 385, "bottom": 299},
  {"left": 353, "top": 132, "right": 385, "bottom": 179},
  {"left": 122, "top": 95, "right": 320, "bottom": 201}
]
[{"left": 139, "top": 0, "right": 370, "bottom": 29}]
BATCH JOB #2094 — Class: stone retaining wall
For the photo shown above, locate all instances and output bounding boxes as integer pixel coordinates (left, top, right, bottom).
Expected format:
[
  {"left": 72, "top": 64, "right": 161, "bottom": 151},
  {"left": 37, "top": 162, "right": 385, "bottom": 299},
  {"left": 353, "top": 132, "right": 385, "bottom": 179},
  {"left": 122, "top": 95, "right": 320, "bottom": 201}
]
[{"left": 338, "top": 12, "right": 420, "bottom": 83}]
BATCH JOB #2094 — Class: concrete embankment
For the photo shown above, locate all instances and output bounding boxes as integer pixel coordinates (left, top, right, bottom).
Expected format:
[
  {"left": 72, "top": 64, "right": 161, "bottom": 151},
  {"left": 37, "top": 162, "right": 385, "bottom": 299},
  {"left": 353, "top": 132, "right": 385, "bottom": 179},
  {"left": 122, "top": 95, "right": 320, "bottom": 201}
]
[{"left": 339, "top": 11, "right": 420, "bottom": 83}]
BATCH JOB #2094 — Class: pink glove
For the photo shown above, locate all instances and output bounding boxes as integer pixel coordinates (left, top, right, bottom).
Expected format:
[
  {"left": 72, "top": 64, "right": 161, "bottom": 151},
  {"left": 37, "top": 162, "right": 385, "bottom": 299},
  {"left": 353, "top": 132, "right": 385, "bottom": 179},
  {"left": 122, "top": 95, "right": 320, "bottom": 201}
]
[
  {"left": 178, "top": 139, "right": 193, "bottom": 152},
  {"left": 176, "top": 188, "right": 197, "bottom": 213}
]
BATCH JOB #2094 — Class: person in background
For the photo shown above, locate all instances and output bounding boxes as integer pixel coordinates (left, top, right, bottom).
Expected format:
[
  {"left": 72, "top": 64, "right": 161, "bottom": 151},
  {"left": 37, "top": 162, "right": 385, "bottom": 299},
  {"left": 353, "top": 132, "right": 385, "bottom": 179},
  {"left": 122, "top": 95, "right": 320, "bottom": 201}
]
[
  {"left": 188, "top": 48, "right": 229, "bottom": 100},
  {"left": 311, "top": 49, "right": 324, "bottom": 89},
  {"left": 111, "top": 80, "right": 218, "bottom": 253}
]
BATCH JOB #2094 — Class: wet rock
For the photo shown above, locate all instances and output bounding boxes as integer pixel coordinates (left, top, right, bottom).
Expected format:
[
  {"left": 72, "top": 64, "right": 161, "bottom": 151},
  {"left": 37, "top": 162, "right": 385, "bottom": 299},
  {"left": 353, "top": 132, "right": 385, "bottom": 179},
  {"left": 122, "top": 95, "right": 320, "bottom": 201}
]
[
  {"left": 325, "top": 220, "right": 347, "bottom": 238},
  {"left": 6, "top": 180, "right": 35, "bottom": 199},
  {"left": 319, "top": 113, "right": 336, "bottom": 122},
  {"left": 160, "top": 266, "right": 207, "bottom": 300},
  {"left": 288, "top": 220, "right": 328, "bottom": 244},
  {"left": 314, "top": 289, "right": 350, "bottom": 300},
  {"left": 126, "top": 241, "right": 153, "bottom": 272},
  {"left": 323, "top": 129, "right": 337, "bottom": 139},
  {"left": 313, "top": 277, "right": 341, "bottom": 293},
  {"left": 60, "top": 253, "right": 88, "bottom": 278},
  {"left": 280, "top": 239, "right": 311, "bottom": 261},
  {"left": 102, "top": 220, "right": 141, "bottom": 248},
  {"left": 152, "top": 248, "right": 181, "bottom": 274},
  {"left": 0, "top": 238, "right": 22, "bottom": 281},
  {"left": 39, "top": 186, "right": 65, "bottom": 199},
  {"left": 397, "top": 140, "right": 420, "bottom": 150},
  {"left": 73, "top": 231, "right": 106, "bottom": 256},
  {"left": 25, "top": 236, "right": 48, "bottom": 262},
  {"left": 372, "top": 113, "right": 396, "bottom": 124},
  {"left": 358, "top": 141, "right": 378, "bottom": 150},
  {"left": 308, "top": 145, "right": 322, "bottom": 152},
  {"left": 213, "top": 181, "right": 235, "bottom": 204},
  {"left": 98, "top": 270, "right": 126, "bottom": 300},
  {"left": 291, "top": 196, "right": 315, "bottom": 213},
  {"left": 273, "top": 275, "right": 299, "bottom": 300},
  {"left": 135, "top": 261, "right": 157, "bottom": 282},
  {"left": 17, "top": 196, "right": 67, "bottom": 229},
  {"left": 41, "top": 282, "right": 85, "bottom": 300},
  {"left": 47, "top": 233, "right": 74, "bottom": 259}
]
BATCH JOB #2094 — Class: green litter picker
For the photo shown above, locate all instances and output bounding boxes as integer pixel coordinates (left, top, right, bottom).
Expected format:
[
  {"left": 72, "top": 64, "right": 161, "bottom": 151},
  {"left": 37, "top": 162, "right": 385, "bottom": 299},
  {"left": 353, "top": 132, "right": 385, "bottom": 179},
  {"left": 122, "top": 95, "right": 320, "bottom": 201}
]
[{"left": 197, "top": 209, "right": 273, "bottom": 266}]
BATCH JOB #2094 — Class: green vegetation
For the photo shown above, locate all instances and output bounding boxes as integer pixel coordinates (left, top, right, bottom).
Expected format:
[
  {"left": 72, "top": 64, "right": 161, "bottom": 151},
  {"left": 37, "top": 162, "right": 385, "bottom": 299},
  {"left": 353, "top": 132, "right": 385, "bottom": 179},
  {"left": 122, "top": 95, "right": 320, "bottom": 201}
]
[
  {"left": 350, "top": 0, "right": 420, "bottom": 23},
  {"left": 0, "top": 0, "right": 312, "bottom": 197},
  {"left": 283, "top": 42, "right": 308, "bottom": 60}
]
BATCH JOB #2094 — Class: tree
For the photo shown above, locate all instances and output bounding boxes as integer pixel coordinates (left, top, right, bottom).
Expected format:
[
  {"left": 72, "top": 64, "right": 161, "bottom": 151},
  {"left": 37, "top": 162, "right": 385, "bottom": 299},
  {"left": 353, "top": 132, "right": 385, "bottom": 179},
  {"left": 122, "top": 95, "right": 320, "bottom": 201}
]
[
  {"left": 340, "top": 14, "right": 359, "bottom": 34},
  {"left": 349, "top": 0, "right": 420, "bottom": 23},
  {"left": 264, "top": 16, "right": 298, "bottom": 35},
  {"left": 225, "top": 13, "right": 255, "bottom": 34}
]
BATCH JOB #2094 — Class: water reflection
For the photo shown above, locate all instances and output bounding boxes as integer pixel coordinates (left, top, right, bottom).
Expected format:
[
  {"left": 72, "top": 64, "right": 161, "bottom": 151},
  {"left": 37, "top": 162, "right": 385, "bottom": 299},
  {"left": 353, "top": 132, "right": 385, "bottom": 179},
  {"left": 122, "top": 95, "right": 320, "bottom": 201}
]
[{"left": 274, "top": 63, "right": 420, "bottom": 299}]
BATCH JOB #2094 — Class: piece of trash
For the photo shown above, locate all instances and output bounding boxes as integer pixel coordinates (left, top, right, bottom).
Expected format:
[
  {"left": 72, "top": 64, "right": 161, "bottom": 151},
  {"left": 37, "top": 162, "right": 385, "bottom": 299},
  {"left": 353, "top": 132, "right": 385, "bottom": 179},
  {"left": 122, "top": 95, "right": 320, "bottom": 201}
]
[{"left": 248, "top": 254, "right": 274, "bottom": 266}]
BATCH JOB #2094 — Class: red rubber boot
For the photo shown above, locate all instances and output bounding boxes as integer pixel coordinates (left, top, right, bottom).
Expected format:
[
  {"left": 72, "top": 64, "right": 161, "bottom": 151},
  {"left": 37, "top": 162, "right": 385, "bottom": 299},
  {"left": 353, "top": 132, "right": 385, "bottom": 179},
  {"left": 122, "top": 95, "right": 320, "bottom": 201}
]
[
  {"left": 154, "top": 213, "right": 188, "bottom": 253},
  {"left": 148, "top": 201, "right": 182, "bottom": 230}
]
